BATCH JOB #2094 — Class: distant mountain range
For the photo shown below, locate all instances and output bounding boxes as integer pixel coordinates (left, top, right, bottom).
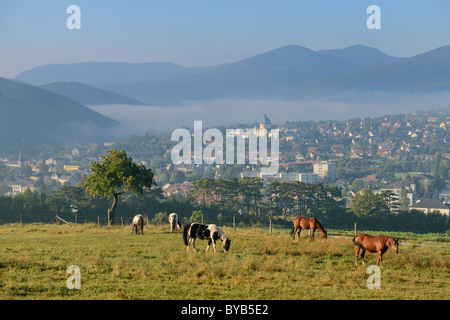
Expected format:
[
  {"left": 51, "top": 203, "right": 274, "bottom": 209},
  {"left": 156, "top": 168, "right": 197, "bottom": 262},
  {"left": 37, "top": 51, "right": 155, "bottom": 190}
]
[
  {"left": 13, "top": 44, "right": 450, "bottom": 106},
  {"left": 15, "top": 62, "right": 216, "bottom": 86},
  {"left": 39, "top": 81, "right": 145, "bottom": 106},
  {"left": 0, "top": 77, "right": 119, "bottom": 149},
  {"left": 4, "top": 44, "right": 450, "bottom": 148}
]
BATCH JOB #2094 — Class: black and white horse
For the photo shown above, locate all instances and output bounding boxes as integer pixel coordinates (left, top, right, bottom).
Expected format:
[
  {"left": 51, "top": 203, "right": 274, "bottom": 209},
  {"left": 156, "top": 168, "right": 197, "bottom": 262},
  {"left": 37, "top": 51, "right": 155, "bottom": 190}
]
[
  {"left": 131, "top": 214, "right": 144, "bottom": 235},
  {"left": 168, "top": 212, "right": 182, "bottom": 233},
  {"left": 182, "top": 222, "right": 231, "bottom": 253}
]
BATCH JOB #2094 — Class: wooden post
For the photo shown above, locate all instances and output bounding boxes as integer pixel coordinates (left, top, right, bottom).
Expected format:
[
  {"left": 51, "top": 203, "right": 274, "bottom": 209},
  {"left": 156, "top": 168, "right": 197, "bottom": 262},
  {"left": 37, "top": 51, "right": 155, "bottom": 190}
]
[
  {"left": 121, "top": 217, "right": 124, "bottom": 227},
  {"left": 233, "top": 215, "right": 236, "bottom": 231},
  {"left": 354, "top": 222, "right": 357, "bottom": 236},
  {"left": 98, "top": 215, "right": 100, "bottom": 227},
  {"left": 55, "top": 215, "right": 69, "bottom": 224},
  {"left": 201, "top": 214, "right": 204, "bottom": 224},
  {"left": 269, "top": 218, "right": 272, "bottom": 235},
  {"left": 75, "top": 214, "right": 77, "bottom": 226}
]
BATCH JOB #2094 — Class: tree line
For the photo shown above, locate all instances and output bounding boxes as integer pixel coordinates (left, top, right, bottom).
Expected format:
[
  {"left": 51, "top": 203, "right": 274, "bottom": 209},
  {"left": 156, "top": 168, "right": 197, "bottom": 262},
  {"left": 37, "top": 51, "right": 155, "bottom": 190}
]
[
  {"left": 0, "top": 148, "right": 448, "bottom": 233},
  {"left": 0, "top": 180, "right": 448, "bottom": 233}
]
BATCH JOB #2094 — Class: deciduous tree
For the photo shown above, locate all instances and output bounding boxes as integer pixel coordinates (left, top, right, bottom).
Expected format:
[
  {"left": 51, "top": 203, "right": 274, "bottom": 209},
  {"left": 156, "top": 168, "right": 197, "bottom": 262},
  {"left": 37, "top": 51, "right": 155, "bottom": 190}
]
[{"left": 84, "top": 149, "right": 156, "bottom": 225}]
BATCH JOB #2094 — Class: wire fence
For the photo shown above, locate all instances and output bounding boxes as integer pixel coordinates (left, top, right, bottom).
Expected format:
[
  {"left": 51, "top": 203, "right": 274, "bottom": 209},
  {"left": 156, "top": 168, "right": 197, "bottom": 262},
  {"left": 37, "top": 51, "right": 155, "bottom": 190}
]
[{"left": 1, "top": 211, "right": 447, "bottom": 236}]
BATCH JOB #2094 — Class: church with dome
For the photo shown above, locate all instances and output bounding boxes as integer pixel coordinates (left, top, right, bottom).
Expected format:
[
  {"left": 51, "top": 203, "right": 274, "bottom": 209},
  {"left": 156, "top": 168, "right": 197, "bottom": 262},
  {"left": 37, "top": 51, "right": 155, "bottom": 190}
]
[{"left": 254, "top": 114, "right": 272, "bottom": 137}]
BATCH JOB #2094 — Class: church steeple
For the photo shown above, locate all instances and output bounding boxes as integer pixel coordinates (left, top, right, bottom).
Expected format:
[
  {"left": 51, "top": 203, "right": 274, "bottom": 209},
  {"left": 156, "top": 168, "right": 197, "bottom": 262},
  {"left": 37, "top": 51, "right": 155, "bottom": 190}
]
[{"left": 18, "top": 147, "right": 22, "bottom": 169}]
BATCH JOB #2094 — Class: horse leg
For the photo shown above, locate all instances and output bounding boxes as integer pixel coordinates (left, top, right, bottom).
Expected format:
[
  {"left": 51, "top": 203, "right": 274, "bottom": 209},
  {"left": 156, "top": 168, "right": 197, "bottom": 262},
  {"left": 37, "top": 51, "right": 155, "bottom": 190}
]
[
  {"left": 297, "top": 227, "right": 302, "bottom": 240},
  {"left": 311, "top": 228, "right": 315, "bottom": 240},
  {"left": 192, "top": 238, "right": 198, "bottom": 252},
  {"left": 206, "top": 239, "right": 212, "bottom": 252},
  {"left": 355, "top": 246, "right": 360, "bottom": 266},
  {"left": 361, "top": 249, "right": 366, "bottom": 265},
  {"left": 377, "top": 251, "right": 384, "bottom": 268}
]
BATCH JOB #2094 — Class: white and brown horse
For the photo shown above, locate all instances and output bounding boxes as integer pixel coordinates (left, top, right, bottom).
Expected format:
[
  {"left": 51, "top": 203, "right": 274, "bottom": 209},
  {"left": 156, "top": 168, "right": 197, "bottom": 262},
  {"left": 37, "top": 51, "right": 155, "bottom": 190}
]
[
  {"left": 353, "top": 233, "right": 399, "bottom": 267},
  {"left": 183, "top": 222, "right": 231, "bottom": 253},
  {"left": 131, "top": 214, "right": 144, "bottom": 235},
  {"left": 168, "top": 212, "right": 182, "bottom": 233}
]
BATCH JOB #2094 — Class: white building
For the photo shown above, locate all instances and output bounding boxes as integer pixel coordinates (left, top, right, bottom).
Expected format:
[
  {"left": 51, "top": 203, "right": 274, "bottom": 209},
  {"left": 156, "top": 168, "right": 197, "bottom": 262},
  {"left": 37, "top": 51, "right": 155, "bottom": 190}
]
[
  {"left": 409, "top": 199, "right": 450, "bottom": 216},
  {"left": 313, "top": 161, "right": 336, "bottom": 182},
  {"left": 240, "top": 172, "right": 320, "bottom": 184},
  {"left": 299, "top": 173, "right": 321, "bottom": 183}
]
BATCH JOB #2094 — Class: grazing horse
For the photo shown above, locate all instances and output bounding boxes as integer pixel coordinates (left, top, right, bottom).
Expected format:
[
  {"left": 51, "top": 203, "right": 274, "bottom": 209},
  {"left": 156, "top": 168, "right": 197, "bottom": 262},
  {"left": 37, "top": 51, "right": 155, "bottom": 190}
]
[
  {"left": 353, "top": 233, "right": 399, "bottom": 267},
  {"left": 183, "top": 222, "right": 231, "bottom": 253},
  {"left": 290, "top": 217, "right": 327, "bottom": 240},
  {"left": 131, "top": 214, "right": 144, "bottom": 235},
  {"left": 168, "top": 212, "right": 182, "bottom": 233}
]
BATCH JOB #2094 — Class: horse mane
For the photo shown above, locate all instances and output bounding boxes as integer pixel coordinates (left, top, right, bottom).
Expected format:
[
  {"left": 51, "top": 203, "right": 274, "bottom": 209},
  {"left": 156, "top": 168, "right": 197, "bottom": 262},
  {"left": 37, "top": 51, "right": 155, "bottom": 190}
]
[
  {"left": 316, "top": 219, "right": 326, "bottom": 233},
  {"left": 208, "top": 224, "right": 228, "bottom": 241}
]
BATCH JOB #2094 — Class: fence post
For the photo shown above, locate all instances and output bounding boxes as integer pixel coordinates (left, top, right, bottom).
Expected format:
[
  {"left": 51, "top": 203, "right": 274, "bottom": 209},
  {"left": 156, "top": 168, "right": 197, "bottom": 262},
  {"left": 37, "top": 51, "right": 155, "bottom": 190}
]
[
  {"left": 233, "top": 215, "right": 236, "bottom": 231},
  {"left": 98, "top": 215, "right": 100, "bottom": 227},
  {"left": 354, "top": 222, "right": 357, "bottom": 236},
  {"left": 269, "top": 218, "right": 272, "bottom": 235}
]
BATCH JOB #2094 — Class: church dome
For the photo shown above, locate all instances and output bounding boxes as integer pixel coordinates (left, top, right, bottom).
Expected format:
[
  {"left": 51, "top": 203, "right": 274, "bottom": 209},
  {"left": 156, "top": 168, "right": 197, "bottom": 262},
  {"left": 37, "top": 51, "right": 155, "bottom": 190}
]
[{"left": 259, "top": 114, "right": 272, "bottom": 129}]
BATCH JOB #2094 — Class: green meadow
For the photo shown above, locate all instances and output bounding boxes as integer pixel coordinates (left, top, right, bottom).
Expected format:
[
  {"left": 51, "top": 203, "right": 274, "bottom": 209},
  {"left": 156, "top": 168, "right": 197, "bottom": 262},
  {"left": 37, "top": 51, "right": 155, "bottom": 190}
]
[{"left": 0, "top": 223, "right": 448, "bottom": 300}]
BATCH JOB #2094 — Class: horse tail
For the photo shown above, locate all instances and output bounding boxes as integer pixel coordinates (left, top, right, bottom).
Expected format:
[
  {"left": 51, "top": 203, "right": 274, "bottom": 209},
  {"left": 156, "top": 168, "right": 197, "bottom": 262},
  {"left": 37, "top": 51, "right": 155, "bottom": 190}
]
[
  {"left": 352, "top": 236, "right": 363, "bottom": 248},
  {"left": 182, "top": 224, "right": 190, "bottom": 246}
]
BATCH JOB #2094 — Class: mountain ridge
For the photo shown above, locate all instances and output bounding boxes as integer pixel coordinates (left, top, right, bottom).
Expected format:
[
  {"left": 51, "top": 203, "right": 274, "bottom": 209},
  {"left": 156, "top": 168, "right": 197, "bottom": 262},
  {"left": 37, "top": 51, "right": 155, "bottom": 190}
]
[
  {"left": 39, "top": 81, "right": 146, "bottom": 105},
  {"left": 12, "top": 44, "right": 450, "bottom": 106},
  {"left": 15, "top": 62, "right": 217, "bottom": 86},
  {"left": 0, "top": 77, "right": 119, "bottom": 149}
]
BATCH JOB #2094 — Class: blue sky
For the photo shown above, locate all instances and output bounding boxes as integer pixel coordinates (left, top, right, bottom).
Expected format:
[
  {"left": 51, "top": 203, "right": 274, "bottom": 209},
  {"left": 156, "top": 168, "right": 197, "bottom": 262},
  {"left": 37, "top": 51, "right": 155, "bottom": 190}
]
[{"left": 1, "top": 0, "right": 449, "bottom": 78}]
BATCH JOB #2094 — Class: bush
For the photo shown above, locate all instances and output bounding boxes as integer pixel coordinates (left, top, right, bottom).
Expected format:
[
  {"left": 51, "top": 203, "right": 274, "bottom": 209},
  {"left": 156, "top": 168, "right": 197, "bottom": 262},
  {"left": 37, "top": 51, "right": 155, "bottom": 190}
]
[
  {"left": 151, "top": 212, "right": 167, "bottom": 225},
  {"left": 189, "top": 210, "right": 204, "bottom": 223}
]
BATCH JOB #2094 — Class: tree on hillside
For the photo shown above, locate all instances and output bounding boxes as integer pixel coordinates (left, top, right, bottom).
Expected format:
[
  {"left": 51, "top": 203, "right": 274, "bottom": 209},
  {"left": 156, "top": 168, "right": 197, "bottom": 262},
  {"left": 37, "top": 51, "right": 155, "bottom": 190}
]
[
  {"left": 83, "top": 149, "right": 156, "bottom": 225},
  {"left": 350, "top": 189, "right": 389, "bottom": 217},
  {"left": 239, "top": 177, "right": 263, "bottom": 215},
  {"left": 189, "top": 178, "right": 214, "bottom": 207}
]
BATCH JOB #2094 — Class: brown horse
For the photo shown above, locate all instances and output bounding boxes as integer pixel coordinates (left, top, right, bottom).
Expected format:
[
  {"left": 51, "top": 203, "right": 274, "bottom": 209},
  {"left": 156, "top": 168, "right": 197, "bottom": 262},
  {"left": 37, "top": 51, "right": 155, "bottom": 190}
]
[
  {"left": 290, "top": 217, "right": 327, "bottom": 240},
  {"left": 353, "top": 233, "right": 399, "bottom": 267}
]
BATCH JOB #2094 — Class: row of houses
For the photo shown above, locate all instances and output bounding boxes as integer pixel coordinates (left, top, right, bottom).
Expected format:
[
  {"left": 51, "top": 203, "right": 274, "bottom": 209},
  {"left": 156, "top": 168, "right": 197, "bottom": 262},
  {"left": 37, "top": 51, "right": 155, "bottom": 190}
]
[{"left": 409, "top": 199, "right": 450, "bottom": 216}]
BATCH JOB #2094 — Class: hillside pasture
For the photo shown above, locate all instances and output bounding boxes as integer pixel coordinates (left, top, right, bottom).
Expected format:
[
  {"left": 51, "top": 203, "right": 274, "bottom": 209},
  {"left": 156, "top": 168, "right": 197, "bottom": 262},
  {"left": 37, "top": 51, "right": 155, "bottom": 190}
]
[{"left": 0, "top": 223, "right": 448, "bottom": 300}]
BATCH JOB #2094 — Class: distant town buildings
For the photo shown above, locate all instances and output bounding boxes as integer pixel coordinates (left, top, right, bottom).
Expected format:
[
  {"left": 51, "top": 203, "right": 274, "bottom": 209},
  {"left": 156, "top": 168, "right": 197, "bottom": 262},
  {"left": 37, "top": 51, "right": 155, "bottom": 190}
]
[{"left": 0, "top": 111, "right": 449, "bottom": 215}]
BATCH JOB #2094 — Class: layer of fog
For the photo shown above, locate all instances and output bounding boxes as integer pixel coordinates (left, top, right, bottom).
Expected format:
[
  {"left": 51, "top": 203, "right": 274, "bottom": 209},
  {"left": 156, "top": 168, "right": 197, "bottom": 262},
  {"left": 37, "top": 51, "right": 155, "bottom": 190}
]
[{"left": 89, "top": 92, "right": 450, "bottom": 138}]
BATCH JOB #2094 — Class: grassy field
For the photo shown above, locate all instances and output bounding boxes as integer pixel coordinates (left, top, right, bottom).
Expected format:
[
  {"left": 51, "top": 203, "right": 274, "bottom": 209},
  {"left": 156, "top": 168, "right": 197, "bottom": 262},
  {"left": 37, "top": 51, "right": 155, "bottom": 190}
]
[{"left": 0, "top": 223, "right": 448, "bottom": 300}]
